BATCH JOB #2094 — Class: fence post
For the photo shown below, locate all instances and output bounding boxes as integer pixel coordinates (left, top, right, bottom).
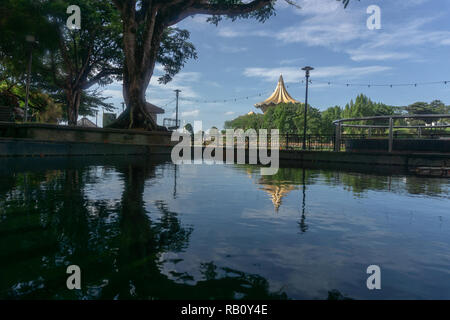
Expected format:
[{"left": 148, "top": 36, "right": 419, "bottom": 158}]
[
  {"left": 335, "top": 123, "right": 341, "bottom": 152},
  {"left": 388, "top": 117, "right": 394, "bottom": 153}
]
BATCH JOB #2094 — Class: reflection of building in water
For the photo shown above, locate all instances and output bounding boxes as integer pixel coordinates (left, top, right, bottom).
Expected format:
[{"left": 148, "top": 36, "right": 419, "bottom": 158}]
[
  {"left": 244, "top": 167, "right": 296, "bottom": 211},
  {"left": 260, "top": 184, "right": 296, "bottom": 212}
]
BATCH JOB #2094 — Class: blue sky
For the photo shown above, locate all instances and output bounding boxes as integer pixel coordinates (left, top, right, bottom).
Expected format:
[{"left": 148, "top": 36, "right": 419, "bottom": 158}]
[{"left": 99, "top": 0, "right": 450, "bottom": 129}]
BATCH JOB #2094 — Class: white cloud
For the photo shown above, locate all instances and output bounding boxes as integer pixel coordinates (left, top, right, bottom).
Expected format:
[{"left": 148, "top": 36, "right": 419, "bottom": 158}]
[
  {"left": 279, "top": 57, "right": 304, "bottom": 66},
  {"left": 347, "top": 50, "right": 414, "bottom": 62},
  {"left": 395, "top": 0, "right": 430, "bottom": 8},
  {"left": 102, "top": 88, "right": 123, "bottom": 99},
  {"left": 181, "top": 109, "right": 200, "bottom": 117},
  {"left": 218, "top": 0, "right": 364, "bottom": 47},
  {"left": 224, "top": 111, "right": 235, "bottom": 115},
  {"left": 345, "top": 17, "right": 450, "bottom": 61},
  {"left": 243, "top": 65, "right": 392, "bottom": 83},
  {"left": 172, "top": 109, "right": 200, "bottom": 118},
  {"left": 147, "top": 68, "right": 202, "bottom": 104},
  {"left": 217, "top": 26, "right": 272, "bottom": 38},
  {"left": 219, "top": 45, "right": 248, "bottom": 53},
  {"left": 216, "top": 0, "right": 450, "bottom": 62},
  {"left": 217, "top": 27, "right": 240, "bottom": 38},
  {"left": 275, "top": 21, "right": 362, "bottom": 46}
]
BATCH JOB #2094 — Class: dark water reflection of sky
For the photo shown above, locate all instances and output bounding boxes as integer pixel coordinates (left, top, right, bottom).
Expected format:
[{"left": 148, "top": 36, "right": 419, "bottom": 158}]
[{"left": 0, "top": 156, "right": 449, "bottom": 299}]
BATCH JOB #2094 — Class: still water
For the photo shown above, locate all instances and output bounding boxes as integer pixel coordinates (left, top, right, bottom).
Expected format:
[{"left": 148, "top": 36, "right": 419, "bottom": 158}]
[{"left": 0, "top": 156, "right": 449, "bottom": 300}]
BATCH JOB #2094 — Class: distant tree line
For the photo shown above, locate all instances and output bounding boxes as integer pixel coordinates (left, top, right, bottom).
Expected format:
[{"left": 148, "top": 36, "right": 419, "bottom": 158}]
[{"left": 223, "top": 94, "right": 450, "bottom": 135}]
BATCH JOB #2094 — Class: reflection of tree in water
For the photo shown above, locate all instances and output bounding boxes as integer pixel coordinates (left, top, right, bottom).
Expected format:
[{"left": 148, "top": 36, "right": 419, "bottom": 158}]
[
  {"left": 239, "top": 164, "right": 449, "bottom": 200},
  {"left": 321, "top": 171, "right": 449, "bottom": 198},
  {"left": 0, "top": 161, "right": 288, "bottom": 300},
  {"left": 95, "top": 162, "right": 287, "bottom": 299},
  {"left": 327, "top": 289, "right": 353, "bottom": 300},
  {"left": 0, "top": 168, "right": 94, "bottom": 299}
]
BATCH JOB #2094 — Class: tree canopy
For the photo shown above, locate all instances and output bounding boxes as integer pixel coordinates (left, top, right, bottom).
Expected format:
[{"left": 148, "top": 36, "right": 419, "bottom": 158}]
[
  {"left": 107, "top": 0, "right": 354, "bottom": 130},
  {"left": 0, "top": 0, "right": 198, "bottom": 125},
  {"left": 225, "top": 102, "right": 324, "bottom": 135},
  {"left": 223, "top": 94, "right": 450, "bottom": 136}
]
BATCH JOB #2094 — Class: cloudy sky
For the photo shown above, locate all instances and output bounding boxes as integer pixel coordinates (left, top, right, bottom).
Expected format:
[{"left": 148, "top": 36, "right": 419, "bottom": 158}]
[{"left": 99, "top": 0, "right": 450, "bottom": 129}]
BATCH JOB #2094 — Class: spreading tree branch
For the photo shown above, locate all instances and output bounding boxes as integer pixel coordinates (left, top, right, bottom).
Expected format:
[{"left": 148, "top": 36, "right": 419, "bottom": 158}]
[{"left": 163, "top": 0, "right": 273, "bottom": 27}]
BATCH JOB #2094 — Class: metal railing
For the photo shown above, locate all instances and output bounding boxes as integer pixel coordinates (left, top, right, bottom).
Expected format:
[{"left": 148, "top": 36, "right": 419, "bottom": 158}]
[
  {"left": 163, "top": 118, "right": 181, "bottom": 130},
  {"left": 190, "top": 134, "right": 344, "bottom": 151},
  {"left": 182, "top": 114, "right": 450, "bottom": 153},
  {"left": 333, "top": 114, "right": 450, "bottom": 153}
]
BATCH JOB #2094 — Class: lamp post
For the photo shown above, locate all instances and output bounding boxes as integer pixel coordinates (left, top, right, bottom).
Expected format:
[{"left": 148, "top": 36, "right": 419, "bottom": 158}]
[
  {"left": 24, "top": 35, "right": 39, "bottom": 122},
  {"left": 301, "top": 66, "right": 314, "bottom": 150},
  {"left": 174, "top": 89, "right": 181, "bottom": 129}
]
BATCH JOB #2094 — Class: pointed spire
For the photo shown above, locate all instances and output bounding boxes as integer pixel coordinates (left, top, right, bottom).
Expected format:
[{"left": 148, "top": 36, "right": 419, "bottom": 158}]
[{"left": 255, "top": 74, "right": 300, "bottom": 113}]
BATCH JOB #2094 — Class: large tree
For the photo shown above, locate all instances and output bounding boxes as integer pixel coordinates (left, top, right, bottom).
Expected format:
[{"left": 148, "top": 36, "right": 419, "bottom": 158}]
[
  {"left": 109, "top": 0, "right": 354, "bottom": 130},
  {"left": 39, "top": 0, "right": 123, "bottom": 125},
  {"left": 0, "top": 0, "right": 197, "bottom": 126},
  {"left": 0, "top": 0, "right": 120, "bottom": 124}
]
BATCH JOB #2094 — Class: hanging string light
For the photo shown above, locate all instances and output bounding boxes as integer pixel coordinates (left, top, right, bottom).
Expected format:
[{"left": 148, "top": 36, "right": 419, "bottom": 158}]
[
  {"left": 159, "top": 98, "right": 176, "bottom": 108},
  {"left": 308, "top": 79, "right": 450, "bottom": 88},
  {"left": 179, "top": 89, "right": 274, "bottom": 104},
  {"left": 156, "top": 78, "right": 450, "bottom": 105}
]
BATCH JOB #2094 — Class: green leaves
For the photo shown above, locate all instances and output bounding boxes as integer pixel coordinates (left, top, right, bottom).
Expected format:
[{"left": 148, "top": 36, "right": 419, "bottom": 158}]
[
  {"left": 405, "top": 100, "right": 449, "bottom": 115},
  {"left": 225, "top": 103, "right": 322, "bottom": 135},
  {"left": 157, "top": 28, "right": 198, "bottom": 84}
]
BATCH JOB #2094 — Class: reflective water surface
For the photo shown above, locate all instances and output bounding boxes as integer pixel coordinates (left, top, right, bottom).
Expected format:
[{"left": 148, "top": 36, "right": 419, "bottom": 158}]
[{"left": 0, "top": 156, "right": 449, "bottom": 300}]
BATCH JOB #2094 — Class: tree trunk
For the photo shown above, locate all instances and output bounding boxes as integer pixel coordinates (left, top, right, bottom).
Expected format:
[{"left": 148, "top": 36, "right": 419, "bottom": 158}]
[
  {"left": 107, "top": 3, "right": 164, "bottom": 131},
  {"left": 67, "top": 89, "right": 81, "bottom": 126},
  {"left": 108, "top": 78, "right": 157, "bottom": 130}
]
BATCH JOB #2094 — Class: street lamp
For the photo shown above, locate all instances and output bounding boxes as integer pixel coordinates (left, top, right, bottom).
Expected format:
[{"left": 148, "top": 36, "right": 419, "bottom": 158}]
[
  {"left": 24, "top": 35, "right": 39, "bottom": 122},
  {"left": 301, "top": 66, "right": 314, "bottom": 150},
  {"left": 174, "top": 89, "right": 181, "bottom": 129}
]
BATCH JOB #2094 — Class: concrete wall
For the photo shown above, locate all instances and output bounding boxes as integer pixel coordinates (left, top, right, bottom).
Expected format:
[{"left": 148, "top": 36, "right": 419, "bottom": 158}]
[
  {"left": 0, "top": 138, "right": 156, "bottom": 157},
  {"left": 0, "top": 122, "right": 173, "bottom": 157},
  {"left": 346, "top": 138, "right": 450, "bottom": 153},
  {"left": 278, "top": 149, "right": 450, "bottom": 168},
  {"left": 185, "top": 147, "right": 449, "bottom": 169},
  {"left": 0, "top": 122, "right": 173, "bottom": 146},
  {"left": 1, "top": 122, "right": 448, "bottom": 169}
]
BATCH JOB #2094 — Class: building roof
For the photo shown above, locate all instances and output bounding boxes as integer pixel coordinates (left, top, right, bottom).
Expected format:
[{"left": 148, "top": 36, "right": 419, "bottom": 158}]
[
  {"left": 255, "top": 75, "right": 300, "bottom": 113},
  {"left": 77, "top": 117, "right": 97, "bottom": 127},
  {"left": 245, "top": 167, "right": 296, "bottom": 212},
  {"left": 260, "top": 184, "right": 296, "bottom": 212},
  {"left": 145, "top": 102, "right": 165, "bottom": 114}
]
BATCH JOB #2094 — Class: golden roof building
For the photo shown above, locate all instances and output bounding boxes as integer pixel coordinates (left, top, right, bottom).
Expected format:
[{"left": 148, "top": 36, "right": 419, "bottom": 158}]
[
  {"left": 255, "top": 74, "right": 300, "bottom": 113},
  {"left": 244, "top": 167, "right": 297, "bottom": 212},
  {"left": 260, "top": 184, "right": 296, "bottom": 212}
]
